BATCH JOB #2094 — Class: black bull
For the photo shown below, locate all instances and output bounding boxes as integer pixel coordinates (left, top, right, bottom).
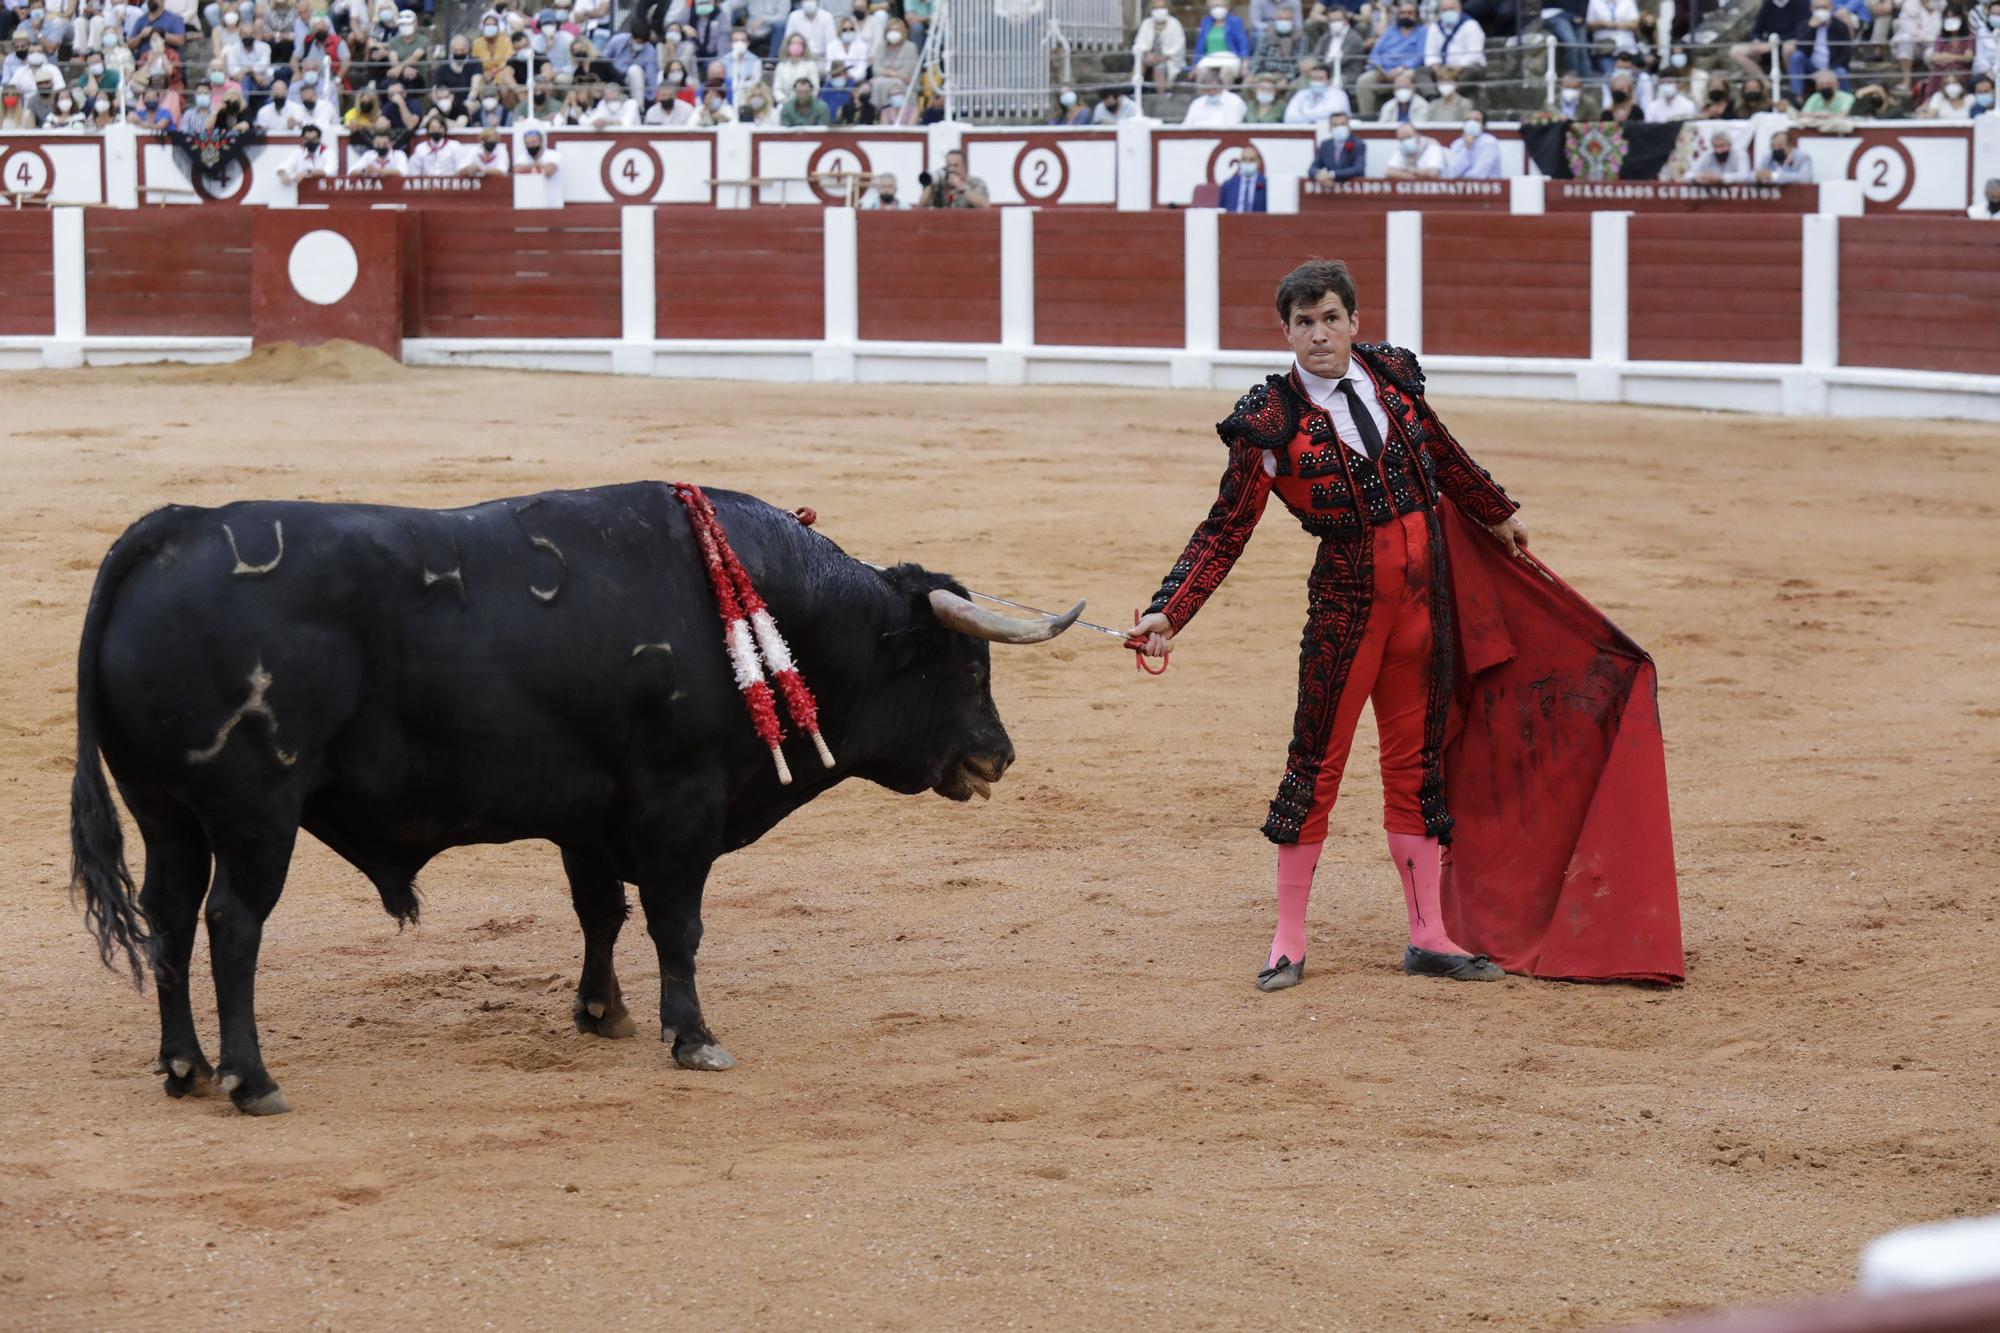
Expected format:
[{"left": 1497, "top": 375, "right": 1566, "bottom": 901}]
[{"left": 70, "top": 483, "right": 1079, "bottom": 1115}]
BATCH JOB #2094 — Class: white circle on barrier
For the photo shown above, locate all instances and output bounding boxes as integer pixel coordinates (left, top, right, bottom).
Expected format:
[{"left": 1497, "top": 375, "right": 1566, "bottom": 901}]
[
  {"left": 606, "top": 145, "right": 660, "bottom": 199},
  {"left": 1853, "top": 145, "right": 1908, "bottom": 204},
  {"left": 3, "top": 147, "right": 51, "bottom": 195},
  {"left": 1018, "top": 147, "right": 1065, "bottom": 200},
  {"left": 1211, "top": 146, "right": 1245, "bottom": 181},
  {"left": 288, "top": 229, "right": 359, "bottom": 306}
]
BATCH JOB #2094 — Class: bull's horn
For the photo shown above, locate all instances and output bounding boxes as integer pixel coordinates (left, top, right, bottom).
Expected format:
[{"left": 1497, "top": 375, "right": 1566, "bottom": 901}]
[{"left": 927, "top": 589, "right": 1083, "bottom": 644}]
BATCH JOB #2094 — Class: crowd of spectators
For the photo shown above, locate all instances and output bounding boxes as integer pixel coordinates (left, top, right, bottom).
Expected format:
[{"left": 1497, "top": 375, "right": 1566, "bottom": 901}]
[
  {"left": 0, "top": 0, "right": 941, "bottom": 142},
  {"left": 1125, "top": 0, "right": 1999, "bottom": 126}
]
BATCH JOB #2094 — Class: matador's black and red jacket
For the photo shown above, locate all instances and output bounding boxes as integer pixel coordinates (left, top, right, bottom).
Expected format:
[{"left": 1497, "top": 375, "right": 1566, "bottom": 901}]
[
  {"left": 1145, "top": 343, "right": 1518, "bottom": 844},
  {"left": 1146, "top": 343, "right": 1516, "bottom": 635}
]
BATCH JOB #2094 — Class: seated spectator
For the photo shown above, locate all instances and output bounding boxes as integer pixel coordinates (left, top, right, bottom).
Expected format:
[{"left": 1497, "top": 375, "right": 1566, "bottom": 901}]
[
  {"left": 74, "top": 47, "right": 124, "bottom": 104},
  {"left": 275, "top": 123, "right": 335, "bottom": 181},
  {"left": 0, "top": 85, "right": 36, "bottom": 128},
  {"left": 1443, "top": 107, "right": 1500, "bottom": 175},
  {"left": 1539, "top": 0, "right": 1591, "bottom": 77},
  {"left": 1183, "top": 66, "right": 1248, "bottom": 121},
  {"left": 693, "top": 82, "right": 734, "bottom": 122},
  {"left": 43, "top": 86, "right": 84, "bottom": 127},
  {"left": 1374, "top": 67, "right": 1429, "bottom": 121},
  {"left": 1799, "top": 65, "right": 1857, "bottom": 116},
  {"left": 1385, "top": 120, "right": 1444, "bottom": 176},
  {"left": 1754, "top": 127, "right": 1815, "bottom": 180},
  {"left": 740, "top": 0, "right": 787, "bottom": 55},
  {"left": 1246, "top": 70, "right": 1287, "bottom": 118},
  {"left": 348, "top": 125, "right": 409, "bottom": 176},
  {"left": 124, "top": 0, "right": 186, "bottom": 55},
  {"left": 1604, "top": 48, "right": 1653, "bottom": 105},
  {"left": 1316, "top": 5, "right": 1371, "bottom": 79},
  {"left": 1646, "top": 73, "right": 1695, "bottom": 117},
  {"left": 514, "top": 125, "right": 562, "bottom": 204},
  {"left": 1218, "top": 145, "right": 1268, "bottom": 210},
  {"left": 1920, "top": 70, "right": 1976, "bottom": 110},
  {"left": 1133, "top": 3, "right": 1187, "bottom": 98},
  {"left": 720, "top": 29, "right": 760, "bottom": 100},
  {"left": 871, "top": 18, "right": 918, "bottom": 99},
  {"left": 781, "top": 73, "right": 830, "bottom": 123},
  {"left": 1972, "top": 70, "right": 1996, "bottom": 111},
  {"left": 254, "top": 77, "right": 298, "bottom": 129},
  {"left": 472, "top": 10, "right": 512, "bottom": 77},
  {"left": 1732, "top": 0, "right": 1811, "bottom": 80},
  {"left": 922, "top": 149, "right": 989, "bottom": 206},
  {"left": 461, "top": 126, "right": 510, "bottom": 175},
  {"left": 739, "top": 79, "right": 779, "bottom": 123},
  {"left": 774, "top": 33, "right": 819, "bottom": 92},
  {"left": 1976, "top": 1, "right": 2000, "bottom": 75},
  {"left": 1968, "top": 175, "right": 2000, "bottom": 215},
  {"left": 409, "top": 118, "right": 463, "bottom": 173},
  {"left": 1190, "top": 2, "right": 1253, "bottom": 82},
  {"left": 837, "top": 82, "right": 880, "bottom": 122},
  {"left": 1428, "top": 77, "right": 1476, "bottom": 119},
  {"left": 782, "top": 0, "right": 837, "bottom": 60},
  {"left": 1918, "top": 5, "right": 1975, "bottom": 100},
  {"left": 1252, "top": 5, "right": 1309, "bottom": 77},
  {"left": 1890, "top": 0, "right": 1939, "bottom": 92},
  {"left": 646, "top": 82, "right": 692, "bottom": 121},
  {"left": 902, "top": 0, "right": 933, "bottom": 49},
  {"left": 1050, "top": 85, "right": 1090, "bottom": 123},
  {"left": 1426, "top": 0, "right": 1486, "bottom": 86},
  {"left": 1311, "top": 109, "right": 1366, "bottom": 179},
  {"left": 382, "top": 81, "right": 423, "bottom": 136},
  {"left": 1701, "top": 77, "right": 1736, "bottom": 117},
  {"left": 829, "top": 17, "right": 869, "bottom": 81},
  {"left": 1556, "top": 70, "right": 1600, "bottom": 116},
  {"left": 1687, "top": 127, "right": 1749, "bottom": 182},
  {"left": 659, "top": 62, "right": 697, "bottom": 103},
  {"left": 180, "top": 78, "right": 221, "bottom": 130},
  {"left": 1586, "top": 0, "right": 1638, "bottom": 75},
  {"left": 469, "top": 91, "right": 511, "bottom": 129},
  {"left": 128, "top": 78, "right": 176, "bottom": 127},
  {"left": 601, "top": 28, "right": 659, "bottom": 100},
  {"left": 295, "top": 75, "right": 339, "bottom": 132},
  {"left": 1357, "top": 0, "right": 1428, "bottom": 116},
  {"left": 1602, "top": 69, "right": 1644, "bottom": 119},
  {"left": 1094, "top": 86, "right": 1139, "bottom": 121},
  {"left": 1285, "top": 59, "right": 1350, "bottom": 120},
  {"left": 861, "top": 169, "right": 906, "bottom": 207},
  {"left": 1739, "top": 75, "right": 1779, "bottom": 112},
  {"left": 1788, "top": 0, "right": 1857, "bottom": 96},
  {"left": 434, "top": 36, "right": 479, "bottom": 103}
]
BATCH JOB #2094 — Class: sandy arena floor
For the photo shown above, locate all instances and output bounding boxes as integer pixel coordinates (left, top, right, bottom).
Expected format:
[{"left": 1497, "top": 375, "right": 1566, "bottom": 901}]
[{"left": 2, "top": 347, "right": 1996, "bottom": 1329}]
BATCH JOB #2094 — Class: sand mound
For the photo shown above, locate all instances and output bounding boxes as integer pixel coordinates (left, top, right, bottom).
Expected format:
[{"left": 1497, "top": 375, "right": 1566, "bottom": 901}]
[{"left": 189, "top": 338, "right": 404, "bottom": 385}]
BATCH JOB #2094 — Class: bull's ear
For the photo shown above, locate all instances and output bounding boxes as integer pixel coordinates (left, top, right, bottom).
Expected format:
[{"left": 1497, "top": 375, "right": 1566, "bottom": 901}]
[{"left": 877, "top": 592, "right": 935, "bottom": 671}]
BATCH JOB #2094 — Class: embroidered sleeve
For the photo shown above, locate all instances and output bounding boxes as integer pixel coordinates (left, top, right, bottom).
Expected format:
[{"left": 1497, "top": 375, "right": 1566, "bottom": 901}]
[
  {"left": 1146, "top": 442, "right": 1274, "bottom": 634},
  {"left": 1421, "top": 404, "right": 1519, "bottom": 527}
]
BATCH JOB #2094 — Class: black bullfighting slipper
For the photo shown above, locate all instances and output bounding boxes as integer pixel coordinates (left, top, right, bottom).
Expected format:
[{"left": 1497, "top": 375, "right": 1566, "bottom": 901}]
[
  {"left": 1402, "top": 946, "right": 1506, "bottom": 981},
  {"left": 1256, "top": 956, "right": 1305, "bottom": 992}
]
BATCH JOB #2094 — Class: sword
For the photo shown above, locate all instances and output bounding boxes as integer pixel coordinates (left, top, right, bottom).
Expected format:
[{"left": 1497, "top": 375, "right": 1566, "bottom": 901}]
[{"left": 968, "top": 590, "right": 1134, "bottom": 641}]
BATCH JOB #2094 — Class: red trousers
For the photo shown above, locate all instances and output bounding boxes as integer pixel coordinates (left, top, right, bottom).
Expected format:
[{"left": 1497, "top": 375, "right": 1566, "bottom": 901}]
[{"left": 1297, "top": 510, "right": 1436, "bottom": 844}]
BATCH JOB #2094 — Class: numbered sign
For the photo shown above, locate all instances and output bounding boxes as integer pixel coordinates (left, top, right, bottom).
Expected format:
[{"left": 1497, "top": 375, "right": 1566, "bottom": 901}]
[
  {"left": 1014, "top": 144, "right": 1067, "bottom": 202},
  {"left": 1852, "top": 143, "right": 1911, "bottom": 207},
  {"left": 2, "top": 146, "right": 52, "bottom": 196},
  {"left": 602, "top": 143, "right": 662, "bottom": 201}
]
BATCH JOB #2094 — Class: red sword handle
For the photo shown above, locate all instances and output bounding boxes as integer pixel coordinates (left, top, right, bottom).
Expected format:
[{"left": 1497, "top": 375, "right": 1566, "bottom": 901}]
[{"left": 1133, "top": 608, "right": 1169, "bottom": 675}]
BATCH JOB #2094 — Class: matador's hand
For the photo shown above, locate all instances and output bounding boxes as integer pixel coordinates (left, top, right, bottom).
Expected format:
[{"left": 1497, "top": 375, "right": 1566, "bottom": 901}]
[
  {"left": 1126, "top": 611, "right": 1174, "bottom": 658},
  {"left": 1486, "top": 515, "right": 1530, "bottom": 558}
]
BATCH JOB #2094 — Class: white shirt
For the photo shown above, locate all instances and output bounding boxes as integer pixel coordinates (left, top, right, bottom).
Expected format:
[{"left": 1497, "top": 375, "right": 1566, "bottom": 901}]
[
  {"left": 255, "top": 98, "right": 303, "bottom": 133},
  {"left": 782, "top": 5, "right": 838, "bottom": 58},
  {"left": 468, "top": 143, "right": 510, "bottom": 175},
  {"left": 1294, "top": 358, "right": 1390, "bottom": 460},
  {"left": 277, "top": 141, "right": 336, "bottom": 181},
  {"left": 346, "top": 146, "right": 408, "bottom": 175},
  {"left": 407, "top": 137, "right": 464, "bottom": 176},
  {"left": 1424, "top": 12, "right": 1487, "bottom": 67},
  {"left": 1182, "top": 88, "right": 1247, "bottom": 126},
  {"left": 1389, "top": 136, "right": 1447, "bottom": 175},
  {"left": 1283, "top": 81, "right": 1349, "bottom": 123},
  {"left": 1645, "top": 89, "right": 1696, "bottom": 120},
  {"left": 520, "top": 145, "right": 562, "bottom": 205},
  {"left": 1587, "top": 0, "right": 1640, "bottom": 48}
]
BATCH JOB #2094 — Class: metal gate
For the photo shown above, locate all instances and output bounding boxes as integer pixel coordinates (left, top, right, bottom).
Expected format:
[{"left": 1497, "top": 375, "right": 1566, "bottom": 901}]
[{"left": 938, "top": 0, "right": 1052, "bottom": 119}]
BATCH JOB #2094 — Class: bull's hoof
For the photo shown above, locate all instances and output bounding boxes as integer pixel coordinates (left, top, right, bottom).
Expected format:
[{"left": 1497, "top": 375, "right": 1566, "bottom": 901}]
[
  {"left": 574, "top": 999, "right": 638, "bottom": 1039},
  {"left": 236, "top": 1089, "right": 292, "bottom": 1116},
  {"left": 673, "top": 1042, "right": 736, "bottom": 1072},
  {"left": 156, "top": 1053, "right": 216, "bottom": 1099},
  {"left": 218, "top": 1067, "right": 289, "bottom": 1115}
]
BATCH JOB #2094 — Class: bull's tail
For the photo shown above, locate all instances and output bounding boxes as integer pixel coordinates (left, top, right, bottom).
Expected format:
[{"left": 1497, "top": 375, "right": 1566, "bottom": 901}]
[{"left": 71, "top": 508, "right": 183, "bottom": 989}]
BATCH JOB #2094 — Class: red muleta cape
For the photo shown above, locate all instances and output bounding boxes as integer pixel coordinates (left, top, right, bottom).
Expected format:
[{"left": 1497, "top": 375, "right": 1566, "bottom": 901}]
[{"left": 1436, "top": 500, "right": 1685, "bottom": 985}]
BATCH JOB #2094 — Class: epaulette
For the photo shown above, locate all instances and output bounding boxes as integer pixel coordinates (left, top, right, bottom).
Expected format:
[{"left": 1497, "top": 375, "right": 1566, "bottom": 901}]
[
  {"left": 1353, "top": 342, "right": 1425, "bottom": 399},
  {"left": 1214, "top": 374, "right": 1300, "bottom": 450}
]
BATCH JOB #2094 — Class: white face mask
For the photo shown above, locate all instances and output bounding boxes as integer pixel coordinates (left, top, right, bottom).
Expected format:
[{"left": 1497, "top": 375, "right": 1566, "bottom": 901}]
[
  {"left": 1151, "top": 5, "right": 1166, "bottom": 18},
  {"left": 1400, "top": 136, "right": 1419, "bottom": 155},
  {"left": 1255, "top": 87, "right": 1274, "bottom": 103},
  {"left": 1310, "top": 79, "right": 1328, "bottom": 93},
  {"left": 1204, "top": 87, "right": 1222, "bottom": 100},
  {"left": 1945, "top": 81, "right": 1964, "bottom": 97},
  {"left": 1329, "top": 123, "right": 1349, "bottom": 140},
  {"left": 1660, "top": 82, "right": 1677, "bottom": 98},
  {"left": 1327, "top": 19, "right": 1346, "bottom": 33},
  {"left": 1059, "top": 89, "right": 1075, "bottom": 105},
  {"left": 1210, "top": 4, "right": 1226, "bottom": 16},
  {"left": 482, "top": 22, "right": 498, "bottom": 35},
  {"left": 885, "top": 28, "right": 901, "bottom": 41},
  {"left": 1943, "top": 15, "right": 1960, "bottom": 29},
  {"left": 1560, "top": 87, "right": 1580, "bottom": 103},
  {"left": 1394, "top": 86, "right": 1412, "bottom": 103},
  {"left": 1238, "top": 159, "right": 1258, "bottom": 177},
  {"left": 1436, "top": 81, "right": 1455, "bottom": 96},
  {"left": 802, "top": 0, "right": 816, "bottom": 11},
  {"left": 1463, "top": 119, "right": 1481, "bottom": 138}
]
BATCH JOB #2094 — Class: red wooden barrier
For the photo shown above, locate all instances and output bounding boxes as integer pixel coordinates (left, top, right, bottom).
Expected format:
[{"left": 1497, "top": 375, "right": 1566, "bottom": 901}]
[
  {"left": 411, "top": 207, "right": 622, "bottom": 339},
  {"left": 658, "top": 210, "right": 822, "bottom": 340},
  {"left": 1034, "top": 210, "right": 1181, "bottom": 348},
  {"left": 1219, "top": 214, "right": 1388, "bottom": 352},
  {"left": 857, "top": 211, "right": 1001, "bottom": 344},
  {"left": 1838, "top": 217, "right": 2000, "bottom": 376},
  {"left": 86, "top": 209, "right": 253, "bottom": 337},
  {"left": 1423, "top": 214, "right": 1591, "bottom": 360},
  {"left": 0, "top": 211, "right": 52, "bottom": 336},
  {"left": 1627, "top": 215, "right": 1802, "bottom": 365}
]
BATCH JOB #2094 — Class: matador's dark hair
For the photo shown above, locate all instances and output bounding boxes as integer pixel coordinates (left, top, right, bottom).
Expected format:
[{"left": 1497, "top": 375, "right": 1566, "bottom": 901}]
[{"left": 1274, "top": 260, "right": 1360, "bottom": 324}]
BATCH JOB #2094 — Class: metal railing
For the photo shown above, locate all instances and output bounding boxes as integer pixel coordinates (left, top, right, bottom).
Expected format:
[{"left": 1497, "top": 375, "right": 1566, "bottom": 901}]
[
  {"left": 937, "top": 0, "right": 1053, "bottom": 118},
  {"left": 1051, "top": 0, "right": 1125, "bottom": 51}
]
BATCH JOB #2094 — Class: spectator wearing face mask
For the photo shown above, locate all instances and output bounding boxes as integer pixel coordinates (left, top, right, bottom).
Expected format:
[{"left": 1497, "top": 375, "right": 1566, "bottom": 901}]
[
  {"left": 348, "top": 126, "right": 409, "bottom": 175},
  {"left": 514, "top": 125, "right": 562, "bottom": 203},
  {"left": 128, "top": 78, "right": 177, "bottom": 127},
  {"left": 461, "top": 126, "right": 510, "bottom": 174},
  {"left": 276, "top": 123, "right": 335, "bottom": 181},
  {"left": 720, "top": 29, "right": 759, "bottom": 101},
  {"left": 1585, "top": 0, "right": 1639, "bottom": 76},
  {"left": 472, "top": 9, "right": 512, "bottom": 77},
  {"left": 1093, "top": 86, "right": 1138, "bottom": 122},
  {"left": 828, "top": 17, "right": 869, "bottom": 81},
  {"left": 1967, "top": 176, "right": 2000, "bottom": 215},
  {"left": 44, "top": 86, "right": 84, "bottom": 127},
  {"left": 1686, "top": 127, "right": 1750, "bottom": 183},
  {"left": 1133, "top": 4, "right": 1187, "bottom": 98},
  {"left": 1252, "top": 4, "right": 1307, "bottom": 76},
  {"left": 1752, "top": 127, "right": 1815, "bottom": 181},
  {"left": 779, "top": 74, "right": 828, "bottom": 123},
  {"left": 1918, "top": 5, "right": 1975, "bottom": 101},
  {"left": 1427, "top": 77, "right": 1475, "bottom": 119},
  {"left": 1183, "top": 66, "right": 1248, "bottom": 122},
  {"left": 1425, "top": 0, "right": 1485, "bottom": 91},
  {"left": 774, "top": 32, "right": 819, "bottom": 92},
  {"left": 692, "top": 82, "right": 735, "bottom": 123},
  {"left": 738, "top": 79, "right": 778, "bottom": 123},
  {"left": 1310, "top": 109, "right": 1366, "bottom": 180},
  {"left": 600, "top": 28, "right": 660, "bottom": 101},
  {"left": 0, "top": 86, "right": 35, "bottom": 127},
  {"left": 74, "top": 48, "right": 123, "bottom": 103},
  {"left": 1217, "top": 146, "right": 1268, "bottom": 210},
  {"left": 1920, "top": 67, "right": 1977, "bottom": 110},
  {"left": 1787, "top": 0, "right": 1857, "bottom": 96},
  {"left": 254, "top": 76, "right": 299, "bottom": 129},
  {"left": 1357, "top": 1, "right": 1429, "bottom": 115},
  {"left": 124, "top": 0, "right": 185, "bottom": 54},
  {"left": 408, "top": 116, "right": 462, "bottom": 173},
  {"left": 597, "top": 79, "right": 640, "bottom": 123},
  {"left": 1974, "top": 2, "right": 2000, "bottom": 75},
  {"left": 783, "top": 0, "right": 837, "bottom": 60},
  {"left": 1245, "top": 71, "right": 1286, "bottom": 119},
  {"left": 1189, "top": 3, "right": 1253, "bottom": 82},
  {"left": 860, "top": 169, "right": 905, "bottom": 207},
  {"left": 1645, "top": 74, "right": 1695, "bottom": 117},
  {"left": 1374, "top": 68, "right": 1429, "bottom": 121},
  {"left": 1442, "top": 108, "right": 1499, "bottom": 176},
  {"left": 1314, "top": 6, "right": 1370, "bottom": 83},
  {"left": 1737, "top": 75, "right": 1778, "bottom": 113},
  {"left": 870, "top": 17, "right": 917, "bottom": 97},
  {"left": 1285, "top": 58, "right": 1350, "bottom": 120},
  {"left": 1699, "top": 77, "right": 1736, "bottom": 117},
  {"left": 645, "top": 81, "right": 694, "bottom": 121},
  {"left": 1602, "top": 70, "right": 1645, "bottom": 119},
  {"left": 1969, "top": 70, "right": 1997, "bottom": 111},
  {"left": 180, "top": 76, "right": 224, "bottom": 130},
  {"left": 1049, "top": 84, "right": 1090, "bottom": 123},
  {"left": 1384, "top": 120, "right": 1444, "bottom": 177},
  {"left": 1799, "top": 66, "right": 1856, "bottom": 117}
]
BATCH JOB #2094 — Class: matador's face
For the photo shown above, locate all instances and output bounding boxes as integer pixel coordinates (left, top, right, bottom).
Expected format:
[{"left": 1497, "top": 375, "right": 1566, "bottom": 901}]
[{"left": 1283, "top": 292, "right": 1360, "bottom": 379}]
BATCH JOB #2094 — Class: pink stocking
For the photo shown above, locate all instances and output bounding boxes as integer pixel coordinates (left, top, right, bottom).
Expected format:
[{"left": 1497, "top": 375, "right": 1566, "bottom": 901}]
[
  {"left": 1269, "top": 842, "right": 1322, "bottom": 968},
  {"left": 1386, "top": 831, "right": 1465, "bottom": 954}
]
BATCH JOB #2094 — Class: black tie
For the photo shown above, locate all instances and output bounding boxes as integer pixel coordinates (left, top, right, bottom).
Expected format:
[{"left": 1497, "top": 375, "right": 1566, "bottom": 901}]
[{"left": 1337, "top": 378, "right": 1383, "bottom": 461}]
